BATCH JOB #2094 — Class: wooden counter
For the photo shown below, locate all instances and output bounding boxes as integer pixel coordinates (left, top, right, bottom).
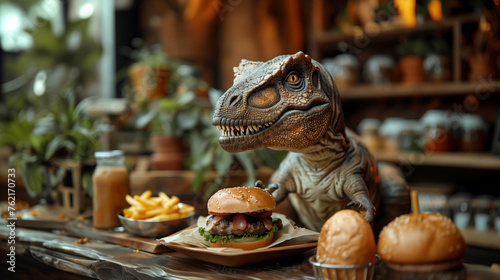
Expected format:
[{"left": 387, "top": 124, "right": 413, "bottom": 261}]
[{"left": 1, "top": 222, "right": 500, "bottom": 279}]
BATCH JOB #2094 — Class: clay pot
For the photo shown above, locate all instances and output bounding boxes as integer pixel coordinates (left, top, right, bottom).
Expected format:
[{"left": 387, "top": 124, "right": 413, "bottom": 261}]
[
  {"left": 129, "top": 64, "right": 170, "bottom": 101},
  {"left": 150, "top": 135, "right": 185, "bottom": 170},
  {"left": 399, "top": 56, "right": 425, "bottom": 85}
]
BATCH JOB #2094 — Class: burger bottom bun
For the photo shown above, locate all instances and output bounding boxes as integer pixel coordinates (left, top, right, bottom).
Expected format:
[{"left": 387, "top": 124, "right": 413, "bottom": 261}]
[
  {"left": 385, "top": 258, "right": 464, "bottom": 272},
  {"left": 208, "top": 232, "right": 274, "bottom": 250}
]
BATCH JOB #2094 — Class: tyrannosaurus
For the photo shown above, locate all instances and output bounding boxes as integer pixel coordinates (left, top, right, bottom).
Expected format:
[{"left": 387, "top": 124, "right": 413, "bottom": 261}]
[{"left": 212, "top": 51, "right": 410, "bottom": 232}]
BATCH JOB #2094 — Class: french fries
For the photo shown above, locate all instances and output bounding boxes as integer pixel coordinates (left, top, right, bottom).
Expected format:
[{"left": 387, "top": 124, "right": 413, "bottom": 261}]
[{"left": 123, "top": 190, "right": 195, "bottom": 221}]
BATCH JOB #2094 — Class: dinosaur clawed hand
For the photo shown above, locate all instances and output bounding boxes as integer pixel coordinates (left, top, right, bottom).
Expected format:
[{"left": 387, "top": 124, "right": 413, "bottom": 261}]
[
  {"left": 254, "top": 180, "right": 278, "bottom": 194},
  {"left": 347, "top": 196, "right": 376, "bottom": 222}
]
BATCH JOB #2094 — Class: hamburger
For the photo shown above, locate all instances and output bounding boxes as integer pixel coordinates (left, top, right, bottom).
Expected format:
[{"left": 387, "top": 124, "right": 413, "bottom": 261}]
[
  {"left": 377, "top": 212, "right": 466, "bottom": 272},
  {"left": 315, "top": 210, "right": 377, "bottom": 280},
  {"left": 198, "top": 186, "right": 281, "bottom": 250}
]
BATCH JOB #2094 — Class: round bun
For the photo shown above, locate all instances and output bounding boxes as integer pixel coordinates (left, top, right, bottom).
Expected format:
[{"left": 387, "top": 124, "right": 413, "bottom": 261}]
[
  {"left": 207, "top": 187, "right": 276, "bottom": 214},
  {"left": 208, "top": 232, "right": 274, "bottom": 250},
  {"left": 377, "top": 212, "right": 466, "bottom": 272},
  {"left": 317, "top": 209, "right": 377, "bottom": 266}
]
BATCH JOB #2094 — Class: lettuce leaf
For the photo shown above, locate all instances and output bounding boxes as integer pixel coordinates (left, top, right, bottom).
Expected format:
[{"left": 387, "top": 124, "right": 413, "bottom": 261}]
[{"left": 199, "top": 224, "right": 279, "bottom": 244}]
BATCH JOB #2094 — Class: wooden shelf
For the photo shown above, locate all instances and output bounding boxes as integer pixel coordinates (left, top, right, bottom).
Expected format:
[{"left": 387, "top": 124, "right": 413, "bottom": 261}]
[
  {"left": 373, "top": 151, "right": 500, "bottom": 170},
  {"left": 310, "top": 13, "right": 482, "bottom": 56},
  {"left": 461, "top": 227, "right": 500, "bottom": 250},
  {"left": 339, "top": 81, "right": 500, "bottom": 100}
]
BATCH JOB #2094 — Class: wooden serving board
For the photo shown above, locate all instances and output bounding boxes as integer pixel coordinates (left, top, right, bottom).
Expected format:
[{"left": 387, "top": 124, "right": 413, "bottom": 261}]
[{"left": 65, "top": 219, "right": 170, "bottom": 254}]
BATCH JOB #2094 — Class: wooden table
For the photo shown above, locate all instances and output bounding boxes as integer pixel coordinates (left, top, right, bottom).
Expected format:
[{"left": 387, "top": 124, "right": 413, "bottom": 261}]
[{"left": 1, "top": 224, "right": 500, "bottom": 280}]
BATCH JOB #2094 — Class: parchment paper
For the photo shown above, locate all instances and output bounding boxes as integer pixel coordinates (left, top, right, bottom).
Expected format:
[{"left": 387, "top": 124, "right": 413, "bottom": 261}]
[{"left": 159, "top": 213, "right": 319, "bottom": 254}]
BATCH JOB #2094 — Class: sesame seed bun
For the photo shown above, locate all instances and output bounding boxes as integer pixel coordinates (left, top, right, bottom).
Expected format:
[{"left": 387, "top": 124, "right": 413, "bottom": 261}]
[
  {"left": 377, "top": 212, "right": 466, "bottom": 272},
  {"left": 207, "top": 187, "right": 276, "bottom": 214},
  {"left": 317, "top": 209, "right": 377, "bottom": 265}
]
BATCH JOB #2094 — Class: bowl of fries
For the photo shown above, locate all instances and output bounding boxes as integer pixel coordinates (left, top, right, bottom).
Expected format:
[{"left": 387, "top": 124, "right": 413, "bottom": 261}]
[{"left": 119, "top": 190, "right": 196, "bottom": 238}]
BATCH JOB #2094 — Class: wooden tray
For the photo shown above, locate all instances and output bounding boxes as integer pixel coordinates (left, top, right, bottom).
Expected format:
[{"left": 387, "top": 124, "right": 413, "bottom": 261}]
[{"left": 65, "top": 219, "right": 170, "bottom": 254}]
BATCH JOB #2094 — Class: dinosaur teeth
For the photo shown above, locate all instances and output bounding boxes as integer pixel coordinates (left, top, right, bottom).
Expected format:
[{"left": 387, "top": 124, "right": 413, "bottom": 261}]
[{"left": 216, "top": 120, "right": 275, "bottom": 137}]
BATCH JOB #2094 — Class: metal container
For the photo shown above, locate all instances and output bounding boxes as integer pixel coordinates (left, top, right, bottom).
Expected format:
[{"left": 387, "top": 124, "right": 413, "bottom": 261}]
[
  {"left": 309, "top": 256, "right": 379, "bottom": 280},
  {"left": 118, "top": 203, "right": 195, "bottom": 238}
]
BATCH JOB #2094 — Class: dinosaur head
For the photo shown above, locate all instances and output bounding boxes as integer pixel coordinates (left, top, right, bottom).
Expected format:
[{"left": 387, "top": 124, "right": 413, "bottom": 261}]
[{"left": 212, "top": 51, "right": 347, "bottom": 153}]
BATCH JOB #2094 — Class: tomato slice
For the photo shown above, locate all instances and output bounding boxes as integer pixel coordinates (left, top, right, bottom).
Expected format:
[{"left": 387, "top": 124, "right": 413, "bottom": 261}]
[{"left": 232, "top": 214, "right": 248, "bottom": 230}]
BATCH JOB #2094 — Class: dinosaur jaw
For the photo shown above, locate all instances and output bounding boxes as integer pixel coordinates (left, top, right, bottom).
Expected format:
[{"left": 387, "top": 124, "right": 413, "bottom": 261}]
[{"left": 214, "top": 102, "right": 331, "bottom": 153}]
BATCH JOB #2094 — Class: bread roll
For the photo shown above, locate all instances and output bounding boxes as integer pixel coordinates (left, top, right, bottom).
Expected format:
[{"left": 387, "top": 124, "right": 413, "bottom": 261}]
[
  {"left": 316, "top": 210, "right": 377, "bottom": 280},
  {"left": 377, "top": 212, "right": 466, "bottom": 272}
]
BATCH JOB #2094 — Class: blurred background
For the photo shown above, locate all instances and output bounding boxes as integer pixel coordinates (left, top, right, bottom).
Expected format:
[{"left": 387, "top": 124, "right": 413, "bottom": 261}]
[{"left": 1, "top": 0, "right": 500, "bottom": 265}]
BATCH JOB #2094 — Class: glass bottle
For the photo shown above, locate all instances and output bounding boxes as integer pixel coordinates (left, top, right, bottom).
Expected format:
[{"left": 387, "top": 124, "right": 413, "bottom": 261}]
[{"left": 92, "top": 150, "right": 130, "bottom": 229}]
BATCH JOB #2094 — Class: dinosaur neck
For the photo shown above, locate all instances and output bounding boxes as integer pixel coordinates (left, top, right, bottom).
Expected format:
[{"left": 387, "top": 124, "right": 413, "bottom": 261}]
[{"left": 299, "top": 126, "right": 349, "bottom": 170}]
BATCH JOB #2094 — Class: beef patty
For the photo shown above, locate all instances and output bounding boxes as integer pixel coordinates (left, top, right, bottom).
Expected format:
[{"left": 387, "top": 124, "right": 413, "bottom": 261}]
[{"left": 206, "top": 214, "right": 271, "bottom": 236}]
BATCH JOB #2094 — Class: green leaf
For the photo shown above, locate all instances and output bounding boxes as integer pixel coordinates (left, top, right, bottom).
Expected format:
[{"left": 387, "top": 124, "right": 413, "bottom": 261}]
[
  {"left": 45, "top": 136, "right": 75, "bottom": 160},
  {"left": 207, "top": 88, "right": 222, "bottom": 107},
  {"left": 22, "top": 162, "right": 44, "bottom": 197},
  {"left": 158, "top": 98, "right": 180, "bottom": 111},
  {"left": 177, "top": 107, "right": 201, "bottom": 131},
  {"left": 176, "top": 90, "right": 195, "bottom": 106}
]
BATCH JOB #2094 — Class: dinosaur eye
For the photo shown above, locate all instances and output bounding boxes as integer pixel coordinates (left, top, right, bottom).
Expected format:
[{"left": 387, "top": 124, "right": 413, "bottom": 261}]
[
  {"left": 287, "top": 73, "right": 299, "bottom": 83},
  {"left": 284, "top": 70, "right": 306, "bottom": 92}
]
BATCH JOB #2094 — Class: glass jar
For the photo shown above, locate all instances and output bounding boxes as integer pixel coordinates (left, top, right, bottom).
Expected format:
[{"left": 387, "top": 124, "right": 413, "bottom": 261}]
[
  {"left": 398, "top": 120, "right": 421, "bottom": 152},
  {"left": 322, "top": 54, "right": 359, "bottom": 90},
  {"left": 420, "top": 110, "right": 455, "bottom": 152},
  {"left": 379, "top": 118, "right": 405, "bottom": 153},
  {"left": 494, "top": 198, "right": 500, "bottom": 234},
  {"left": 459, "top": 114, "right": 487, "bottom": 152},
  {"left": 92, "top": 150, "right": 130, "bottom": 229},
  {"left": 357, "top": 118, "right": 381, "bottom": 152},
  {"left": 448, "top": 192, "right": 472, "bottom": 229},
  {"left": 471, "top": 195, "right": 494, "bottom": 232},
  {"left": 363, "top": 55, "right": 396, "bottom": 85}
]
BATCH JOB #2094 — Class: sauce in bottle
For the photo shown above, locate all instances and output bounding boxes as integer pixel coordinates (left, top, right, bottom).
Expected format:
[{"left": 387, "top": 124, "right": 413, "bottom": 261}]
[{"left": 92, "top": 150, "right": 130, "bottom": 229}]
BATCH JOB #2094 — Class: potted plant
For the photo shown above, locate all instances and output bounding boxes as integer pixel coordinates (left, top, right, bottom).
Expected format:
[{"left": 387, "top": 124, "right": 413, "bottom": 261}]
[
  {"left": 1, "top": 93, "right": 101, "bottom": 204},
  {"left": 396, "top": 34, "right": 430, "bottom": 84},
  {"left": 127, "top": 40, "right": 184, "bottom": 103},
  {"left": 134, "top": 73, "right": 207, "bottom": 170}
]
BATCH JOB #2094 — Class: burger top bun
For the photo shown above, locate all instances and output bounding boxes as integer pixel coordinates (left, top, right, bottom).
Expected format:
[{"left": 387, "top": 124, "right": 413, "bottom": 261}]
[
  {"left": 377, "top": 212, "right": 466, "bottom": 267},
  {"left": 207, "top": 187, "right": 276, "bottom": 214},
  {"left": 316, "top": 209, "right": 376, "bottom": 266}
]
